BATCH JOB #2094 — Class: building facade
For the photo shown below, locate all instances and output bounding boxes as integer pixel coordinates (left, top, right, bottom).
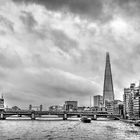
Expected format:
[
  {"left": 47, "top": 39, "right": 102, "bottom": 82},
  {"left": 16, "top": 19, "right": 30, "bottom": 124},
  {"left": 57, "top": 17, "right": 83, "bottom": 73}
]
[
  {"left": 94, "top": 95, "right": 103, "bottom": 107},
  {"left": 133, "top": 96, "right": 140, "bottom": 119},
  {"left": 123, "top": 88, "right": 132, "bottom": 119},
  {"left": 114, "top": 100, "right": 123, "bottom": 115},
  {"left": 105, "top": 100, "right": 114, "bottom": 114},
  {"left": 0, "top": 95, "right": 4, "bottom": 111},
  {"left": 49, "top": 105, "right": 64, "bottom": 112},
  {"left": 64, "top": 101, "right": 78, "bottom": 111},
  {"left": 123, "top": 83, "right": 140, "bottom": 119}
]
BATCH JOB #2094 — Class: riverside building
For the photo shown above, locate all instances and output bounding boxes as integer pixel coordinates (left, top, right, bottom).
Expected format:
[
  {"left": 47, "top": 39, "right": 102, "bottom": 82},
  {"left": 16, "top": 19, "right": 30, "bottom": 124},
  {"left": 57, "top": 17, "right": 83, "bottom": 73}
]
[
  {"left": 64, "top": 101, "right": 78, "bottom": 111},
  {"left": 123, "top": 89, "right": 131, "bottom": 118},
  {"left": 114, "top": 100, "right": 123, "bottom": 115},
  {"left": 133, "top": 96, "right": 140, "bottom": 119},
  {"left": 0, "top": 95, "right": 4, "bottom": 111},
  {"left": 94, "top": 95, "right": 103, "bottom": 107},
  {"left": 123, "top": 83, "right": 140, "bottom": 119}
]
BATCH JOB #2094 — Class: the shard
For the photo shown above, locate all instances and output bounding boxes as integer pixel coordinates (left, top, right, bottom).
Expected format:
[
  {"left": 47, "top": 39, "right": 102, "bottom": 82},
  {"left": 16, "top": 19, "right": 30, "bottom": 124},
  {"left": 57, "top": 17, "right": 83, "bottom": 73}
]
[{"left": 103, "top": 52, "right": 114, "bottom": 105}]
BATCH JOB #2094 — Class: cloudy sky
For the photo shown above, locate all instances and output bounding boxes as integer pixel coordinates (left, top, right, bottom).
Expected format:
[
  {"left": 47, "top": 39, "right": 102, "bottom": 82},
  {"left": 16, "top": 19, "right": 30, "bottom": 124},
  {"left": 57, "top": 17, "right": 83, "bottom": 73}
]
[{"left": 1, "top": 0, "right": 140, "bottom": 108}]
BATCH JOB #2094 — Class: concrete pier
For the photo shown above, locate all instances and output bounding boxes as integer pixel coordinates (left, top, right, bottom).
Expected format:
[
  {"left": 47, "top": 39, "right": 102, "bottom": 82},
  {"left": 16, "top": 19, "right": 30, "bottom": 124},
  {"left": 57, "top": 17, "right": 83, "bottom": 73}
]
[
  {"left": 0, "top": 113, "right": 6, "bottom": 120},
  {"left": 92, "top": 115, "right": 97, "bottom": 120},
  {"left": 31, "top": 113, "right": 36, "bottom": 120},
  {"left": 63, "top": 114, "right": 67, "bottom": 120}
]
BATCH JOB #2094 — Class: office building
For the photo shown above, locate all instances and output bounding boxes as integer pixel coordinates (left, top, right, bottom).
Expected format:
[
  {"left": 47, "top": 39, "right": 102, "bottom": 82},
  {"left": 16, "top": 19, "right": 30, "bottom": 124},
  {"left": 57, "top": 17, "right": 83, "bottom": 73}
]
[
  {"left": 103, "top": 52, "right": 114, "bottom": 105},
  {"left": 114, "top": 100, "right": 123, "bottom": 115},
  {"left": 105, "top": 100, "right": 114, "bottom": 114},
  {"left": 123, "top": 83, "right": 140, "bottom": 119},
  {"left": 133, "top": 96, "right": 140, "bottom": 119},
  {"left": 94, "top": 95, "right": 103, "bottom": 107},
  {"left": 123, "top": 88, "right": 132, "bottom": 118},
  {"left": 64, "top": 101, "right": 78, "bottom": 111},
  {"left": 0, "top": 95, "right": 4, "bottom": 111}
]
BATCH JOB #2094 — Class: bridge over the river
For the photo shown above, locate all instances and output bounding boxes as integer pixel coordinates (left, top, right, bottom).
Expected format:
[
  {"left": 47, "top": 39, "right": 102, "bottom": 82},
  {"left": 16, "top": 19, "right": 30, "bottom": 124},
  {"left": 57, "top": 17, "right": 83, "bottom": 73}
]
[{"left": 0, "top": 110, "right": 120, "bottom": 120}]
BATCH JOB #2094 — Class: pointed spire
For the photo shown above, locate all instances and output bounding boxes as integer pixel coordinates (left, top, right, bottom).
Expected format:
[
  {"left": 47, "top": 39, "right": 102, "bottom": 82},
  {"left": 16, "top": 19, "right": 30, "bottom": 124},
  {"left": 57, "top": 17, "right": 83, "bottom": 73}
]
[
  {"left": 1, "top": 93, "right": 3, "bottom": 99},
  {"left": 103, "top": 52, "right": 114, "bottom": 104},
  {"left": 1, "top": 88, "right": 4, "bottom": 99}
]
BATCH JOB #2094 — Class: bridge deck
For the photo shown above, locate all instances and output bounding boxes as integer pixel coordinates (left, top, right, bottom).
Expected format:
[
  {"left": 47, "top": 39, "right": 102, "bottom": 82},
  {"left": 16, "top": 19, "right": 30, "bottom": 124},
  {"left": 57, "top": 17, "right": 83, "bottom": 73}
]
[{"left": 1, "top": 111, "right": 120, "bottom": 117}]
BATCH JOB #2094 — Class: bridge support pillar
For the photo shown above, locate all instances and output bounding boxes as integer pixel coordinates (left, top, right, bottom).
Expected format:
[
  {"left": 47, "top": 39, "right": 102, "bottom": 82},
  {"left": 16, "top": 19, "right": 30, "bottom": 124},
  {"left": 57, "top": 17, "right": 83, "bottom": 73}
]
[
  {"left": 40, "top": 104, "right": 43, "bottom": 111},
  {"left": 77, "top": 114, "right": 82, "bottom": 118},
  {"left": 92, "top": 115, "right": 97, "bottom": 120},
  {"left": 63, "top": 114, "right": 67, "bottom": 120},
  {"left": 31, "top": 113, "right": 36, "bottom": 120},
  {"left": 77, "top": 114, "right": 80, "bottom": 118},
  {"left": 18, "top": 114, "right": 22, "bottom": 117},
  {"left": 0, "top": 113, "right": 6, "bottom": 120}
]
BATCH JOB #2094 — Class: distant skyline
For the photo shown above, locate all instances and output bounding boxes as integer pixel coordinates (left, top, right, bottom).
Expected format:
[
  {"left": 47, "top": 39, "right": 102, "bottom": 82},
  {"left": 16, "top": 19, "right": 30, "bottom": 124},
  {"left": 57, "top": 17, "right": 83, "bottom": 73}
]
[{"left": 1, "top": 0, "right": 140, "bottom": 108}]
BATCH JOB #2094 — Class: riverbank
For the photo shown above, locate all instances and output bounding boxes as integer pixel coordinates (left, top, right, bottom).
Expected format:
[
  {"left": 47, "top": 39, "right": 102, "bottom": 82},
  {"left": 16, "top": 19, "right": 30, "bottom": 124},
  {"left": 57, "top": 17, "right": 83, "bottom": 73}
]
[{"left": 120, "top": 119, "right": 138, "bottom": 123}]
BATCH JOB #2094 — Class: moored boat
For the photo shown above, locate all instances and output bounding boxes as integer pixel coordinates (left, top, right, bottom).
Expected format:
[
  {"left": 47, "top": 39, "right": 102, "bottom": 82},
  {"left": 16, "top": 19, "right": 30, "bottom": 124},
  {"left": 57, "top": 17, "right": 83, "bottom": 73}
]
[
  {"left": 134, "top": 121, "right": 140, "bottom": 126},
  {"left": 81, "top": 116, "right": 91, "bottom": 123},
  {"left": 114, "top": 117, "right": 120, "bottom": 120}
]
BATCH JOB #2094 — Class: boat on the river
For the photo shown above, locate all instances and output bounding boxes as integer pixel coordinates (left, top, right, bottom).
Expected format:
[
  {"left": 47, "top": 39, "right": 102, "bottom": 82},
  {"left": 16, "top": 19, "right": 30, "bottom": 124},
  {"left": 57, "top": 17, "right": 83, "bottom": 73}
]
[
  {"left": 81, "top": 116, "right": 91, "bottom": 123},
  {"left": 114, "top": 117, "right": 120, "bottom": 120},
  {"left": 134, "top": 121, "right": 140, "bottom": 126}
]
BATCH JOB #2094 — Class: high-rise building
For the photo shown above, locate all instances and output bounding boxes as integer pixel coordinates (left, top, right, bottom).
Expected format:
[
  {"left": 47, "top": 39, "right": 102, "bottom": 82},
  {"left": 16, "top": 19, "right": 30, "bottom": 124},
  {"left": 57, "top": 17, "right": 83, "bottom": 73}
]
[
  {"left": 133, "top": 96, "right": 140, "bottom": 119},
  {"left": 123, "top": 88, "right": 131, "bottom": 118},
  {"left": 123, "top": 83, "right": 140, "bottom": 119},
  {"left": 0, "top": 95, "right": 4, "bottom": 111},
  {"left": 103, "top": 52, "right": 114, "bottom": 105},
  {"left": 94, "top": 95, "right": 103, "bottom": 107}
]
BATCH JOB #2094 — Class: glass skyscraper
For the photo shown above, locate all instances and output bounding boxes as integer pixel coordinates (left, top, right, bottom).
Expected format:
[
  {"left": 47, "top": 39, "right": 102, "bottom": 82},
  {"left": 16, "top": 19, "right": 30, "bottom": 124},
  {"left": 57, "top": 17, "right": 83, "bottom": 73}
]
[{"left": 103, "top": 52, "right": 114, "bottom": 105}]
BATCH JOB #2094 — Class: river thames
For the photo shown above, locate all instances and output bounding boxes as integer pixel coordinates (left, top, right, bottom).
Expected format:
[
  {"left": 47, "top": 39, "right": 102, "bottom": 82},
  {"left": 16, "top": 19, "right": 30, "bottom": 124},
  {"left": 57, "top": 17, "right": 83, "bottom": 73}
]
[{"left": 0, "top": 118, "right": 140, "bottom": 140}]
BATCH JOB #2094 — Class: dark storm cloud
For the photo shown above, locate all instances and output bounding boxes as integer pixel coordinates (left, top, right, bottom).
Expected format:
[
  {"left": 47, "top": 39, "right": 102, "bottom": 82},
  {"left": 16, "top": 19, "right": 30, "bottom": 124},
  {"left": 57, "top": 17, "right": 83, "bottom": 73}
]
[
  {"left": 13, "top": 0, "right": 140, "bottom": 24},
  {"left": 13, "top": 0, "right": 106, "bottom": 20},
  {"left": 0, "top": 15, "right": 14, "bottom": 33},
  {"left": 20, "top": 11, "right": 47, "bottom": 39},
  {"left": 51, "top": 29, "right": 78, "bottom": 53},
  {"left": 11, "top": 0, "right": 140, "bottom": 22},
  {"left": 20, "top": 11, "right": 37, "bottom": 29},
  {"left": 115, "top": 0, "right": 140, "bottom": 6},
  {"left": 111, "top": 0, "right": 140, "bottom": 17}
]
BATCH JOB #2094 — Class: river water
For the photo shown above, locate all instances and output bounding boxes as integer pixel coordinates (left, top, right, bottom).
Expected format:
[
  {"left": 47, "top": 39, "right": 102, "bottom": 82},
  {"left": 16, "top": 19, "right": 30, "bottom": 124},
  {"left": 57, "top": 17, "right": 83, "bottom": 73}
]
[{"left": 0, "top": 118, "right": 140, "bottom": 140}]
